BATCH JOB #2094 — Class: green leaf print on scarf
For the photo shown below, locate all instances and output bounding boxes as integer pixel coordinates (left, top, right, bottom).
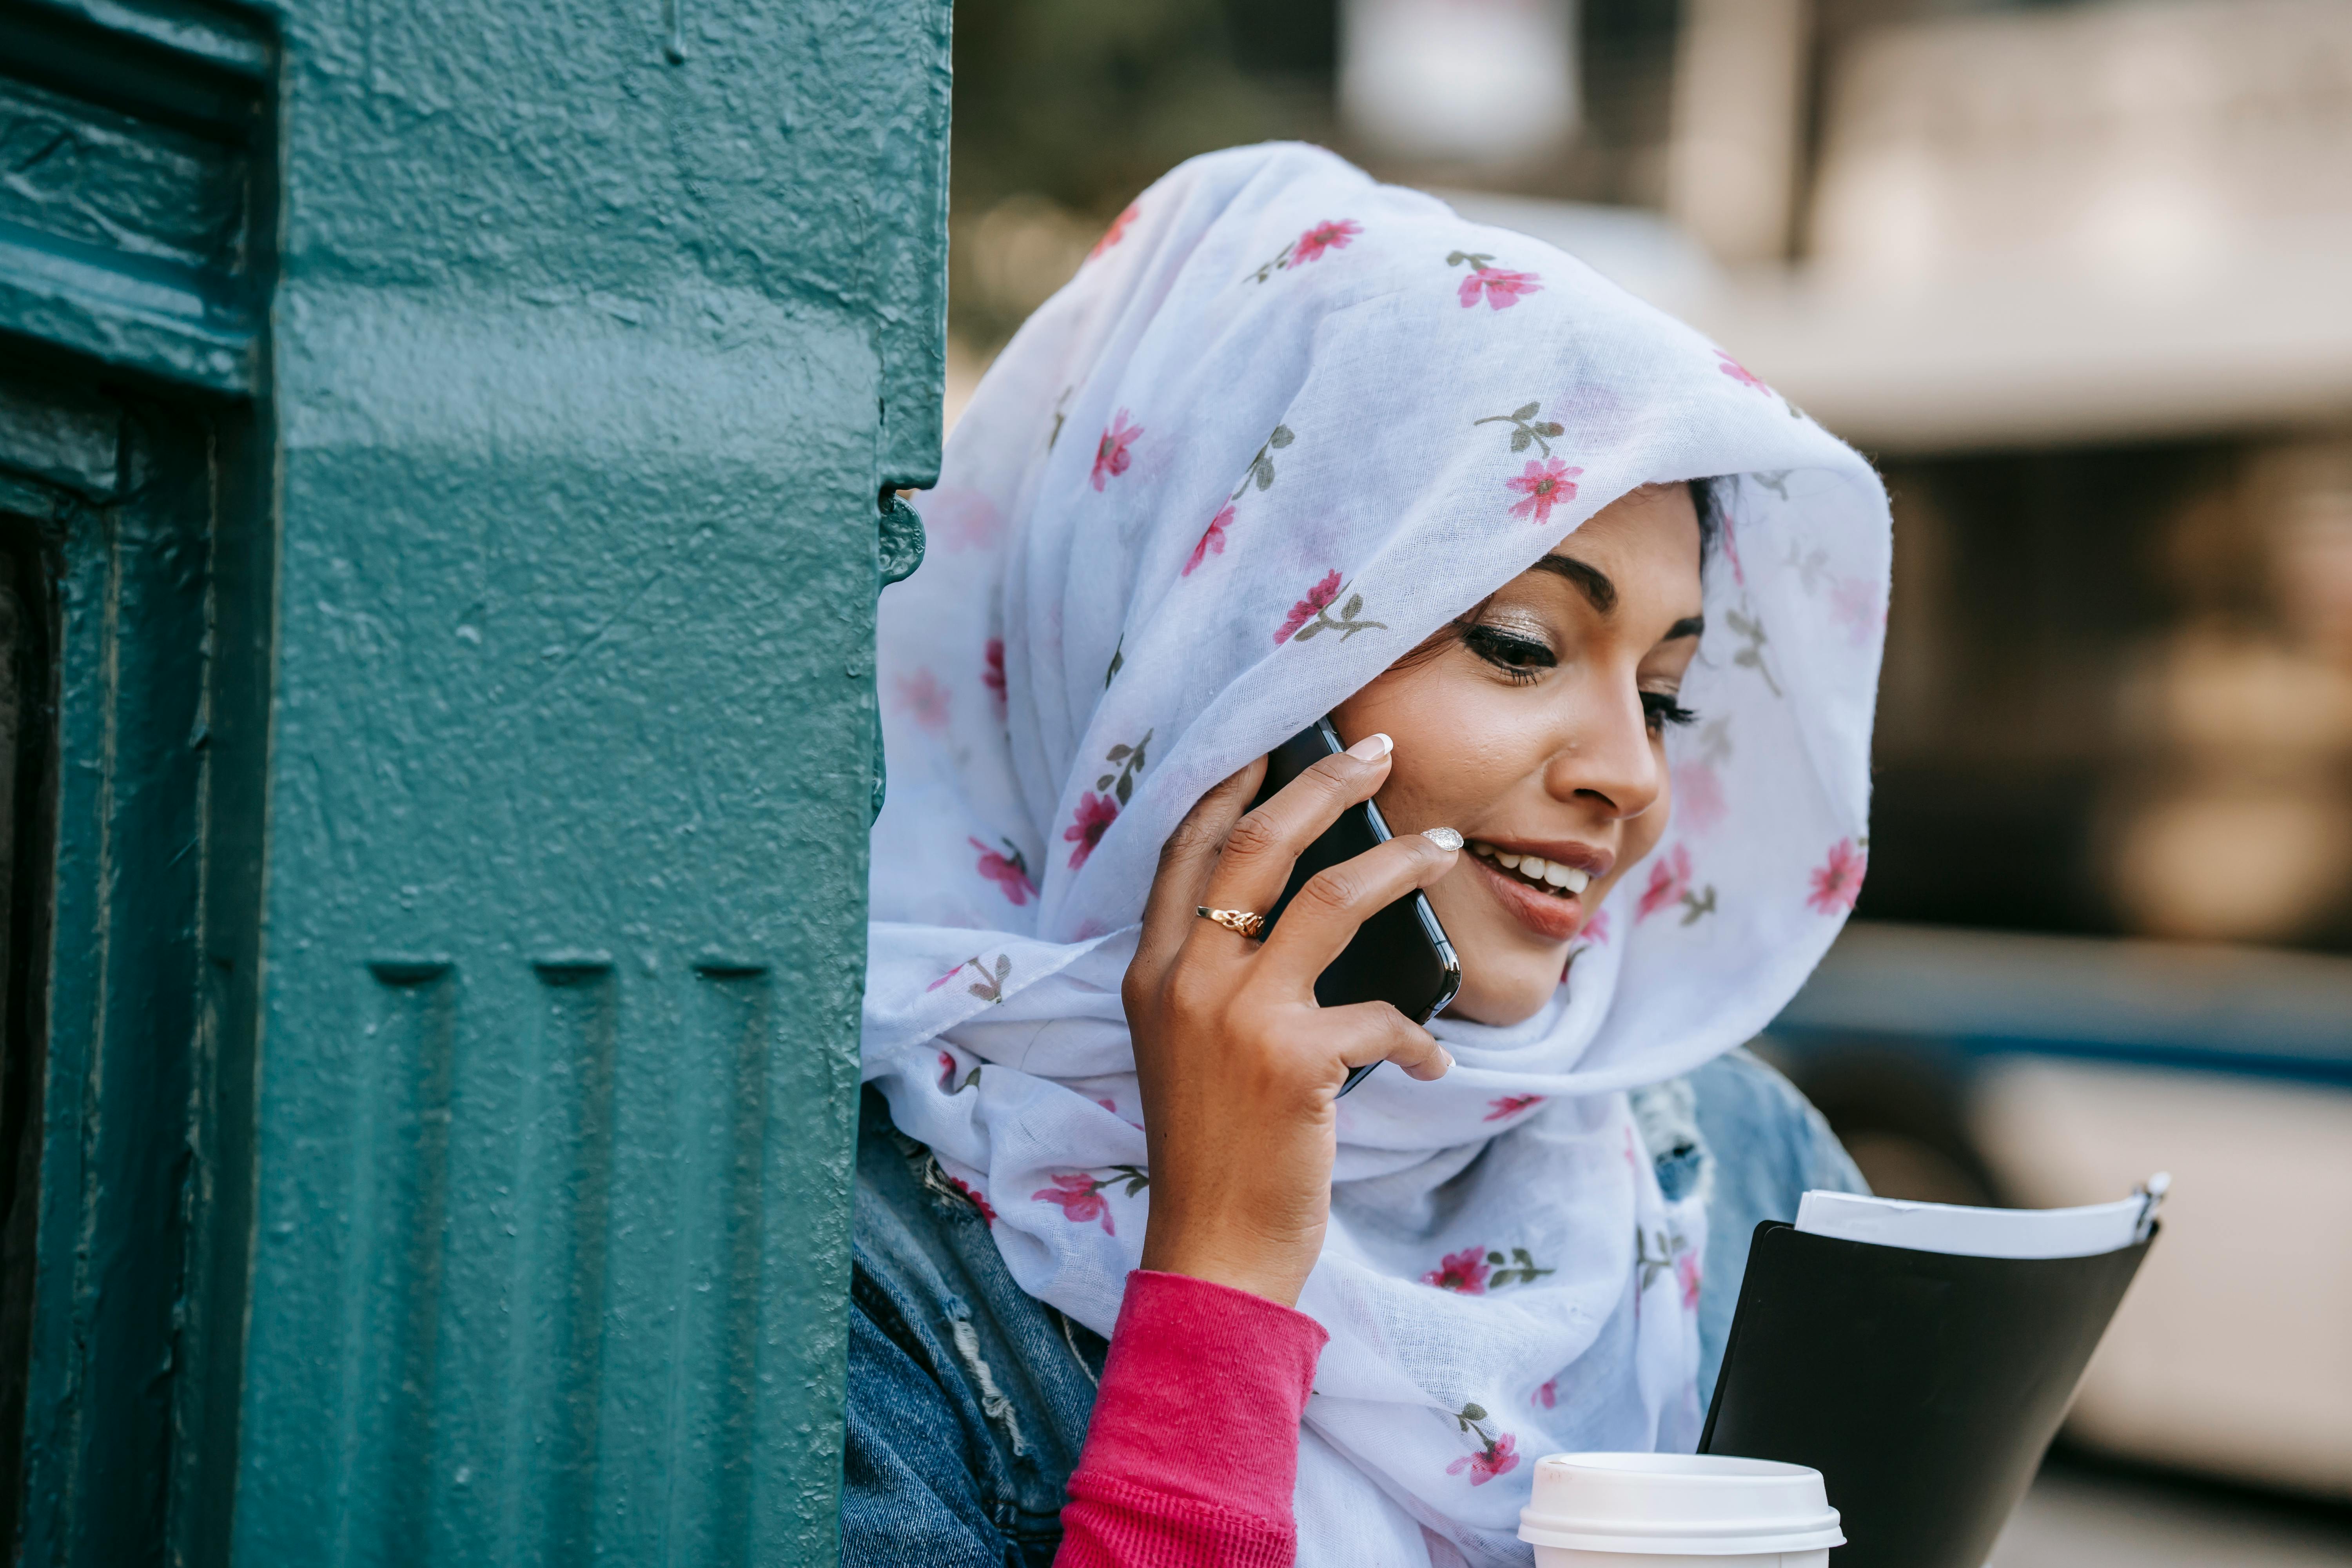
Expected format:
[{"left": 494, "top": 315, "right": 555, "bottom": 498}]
[
  {"left": 1474, "top": 401, "right": 1566, "bottom": 457},
  {"left": 1233, "top": 423, "right": 1295, "bottom": 497},
  {"left": 1096, "top": 729, "right": 1153, "bottom": 806}
]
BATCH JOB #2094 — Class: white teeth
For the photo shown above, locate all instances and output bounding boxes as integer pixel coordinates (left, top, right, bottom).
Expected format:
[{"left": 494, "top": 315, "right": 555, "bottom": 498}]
[{"left": 1468, "top": 840, "right": 1594, "bottom": 898}]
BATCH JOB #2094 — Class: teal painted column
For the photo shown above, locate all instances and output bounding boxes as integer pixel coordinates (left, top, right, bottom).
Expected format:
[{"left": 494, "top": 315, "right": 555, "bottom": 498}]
[{"left": 223, "top": 2, "right": 948, "bottom": 1564}]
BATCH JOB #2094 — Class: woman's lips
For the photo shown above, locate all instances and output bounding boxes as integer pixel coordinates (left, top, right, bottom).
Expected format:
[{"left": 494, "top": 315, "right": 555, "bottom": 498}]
[{"left": 1468, "top": 850, "right": 1586, "bottom": 943}]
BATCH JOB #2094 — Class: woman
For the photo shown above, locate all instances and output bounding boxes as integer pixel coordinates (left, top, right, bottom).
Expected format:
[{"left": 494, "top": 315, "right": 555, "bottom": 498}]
[{"left": 847, "top": 144, "right": 1887, "bottom": 1566}]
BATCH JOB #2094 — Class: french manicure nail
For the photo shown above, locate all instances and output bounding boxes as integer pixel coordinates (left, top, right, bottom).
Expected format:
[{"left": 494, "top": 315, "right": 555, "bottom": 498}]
[
  {"left": 1346, "top": 732, "right": 1392, "bottom": 762},
  {"left": 1422, "top": 827, "right": 1463, "bottom": 851},
  {"left": 1441, "top": 1049, "right": 1456, "bottom": 1071}
]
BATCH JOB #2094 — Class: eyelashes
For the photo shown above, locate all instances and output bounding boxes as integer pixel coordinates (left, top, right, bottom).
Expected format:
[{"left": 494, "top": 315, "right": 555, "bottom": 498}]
[
  {"left": 1463, "top": 624, "right": 1699, "bottom": 728},
  {"left": 1462, "top": 624, "right": 1554, "bottom": 683},
  {"left": 1642, "top": 692, "right": 1699, "bottom": 730}
]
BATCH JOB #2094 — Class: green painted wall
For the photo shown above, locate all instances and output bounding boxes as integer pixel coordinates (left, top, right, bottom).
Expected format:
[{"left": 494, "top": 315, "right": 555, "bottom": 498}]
[{"left": 0, "top": 0, "right": 948, "bottom": 1561}]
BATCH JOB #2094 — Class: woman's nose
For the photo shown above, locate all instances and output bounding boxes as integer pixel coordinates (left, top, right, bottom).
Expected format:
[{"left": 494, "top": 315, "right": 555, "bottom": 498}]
[{"left": 1542, "top": 690, "right": 1664, "bottom": 820}]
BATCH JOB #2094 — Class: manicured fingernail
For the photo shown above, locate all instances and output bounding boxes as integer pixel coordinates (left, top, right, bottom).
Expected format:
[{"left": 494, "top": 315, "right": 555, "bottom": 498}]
[
  {"left": 1441, "top": 1049, "right": 1456, "bottom": 1071},
  {"left": 1347, "top": 732, "right": 1392, "bottom": 761},
  {"left": 1422, "top": 827, "right": 1463, "bottom": 851}
]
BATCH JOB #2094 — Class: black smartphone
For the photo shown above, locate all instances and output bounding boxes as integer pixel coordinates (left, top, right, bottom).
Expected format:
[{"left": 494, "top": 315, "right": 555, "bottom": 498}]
[{"left": 1249, "top": 718, "right": 1462, "bottom": 1096}]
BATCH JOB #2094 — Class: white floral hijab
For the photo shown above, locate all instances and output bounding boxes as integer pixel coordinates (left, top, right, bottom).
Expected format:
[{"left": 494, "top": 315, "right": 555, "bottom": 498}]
[{"left": 863, "top": 144, "right": 1888, "bottom": 1565}]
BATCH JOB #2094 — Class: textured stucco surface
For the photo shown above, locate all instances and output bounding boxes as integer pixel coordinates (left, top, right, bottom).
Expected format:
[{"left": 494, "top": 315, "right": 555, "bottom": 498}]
[{"left": 227, "top": 2, "right": 948, "bottom": 1562}]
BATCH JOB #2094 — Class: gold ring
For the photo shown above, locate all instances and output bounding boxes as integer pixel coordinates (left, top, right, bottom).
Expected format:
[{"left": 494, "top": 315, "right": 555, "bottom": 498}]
[{"left": 1196, "top": 906, "right": 1266, "bottom": 938}]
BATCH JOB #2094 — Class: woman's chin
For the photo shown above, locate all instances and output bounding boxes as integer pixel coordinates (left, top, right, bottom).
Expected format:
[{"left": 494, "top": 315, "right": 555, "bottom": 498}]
[
  {"left": 1426, "top": 875, "right": 1577, "bottom": 1027},
  {"left": 1438, "top": 960, "right": 1565, "bottom": 1028}
]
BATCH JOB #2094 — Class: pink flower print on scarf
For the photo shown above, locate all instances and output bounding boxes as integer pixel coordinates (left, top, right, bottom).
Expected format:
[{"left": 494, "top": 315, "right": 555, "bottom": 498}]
[
  {"left": 1831, "top": 576, "right": 1884, "bottom": 646},
  {"left": 948, "top": 1174, "right": 997, "bottom": 1226},
  {"left": 1450, "top": 1433, "right": 1520, "bottom": 1485},
  {"left": 1091, "top": 409, "right": 1142, "bottom": 491},
  {"left": 1086, "top": 201, "right": 1138, "bottom": 262},
  {"left": 1063, "top": 791, "right": 1118, "bottom": 869},
  {"left": 1675, "top": 1249, "right": 1703, "bottom": 1313},
  {"left": 980, "top": 638, "right": 1007, "bottom": 713},
  {"left": 1534, "top": 1379, "right": 1557, "bottom": 1410},
  {"left": 1505, "top": 457, "right": 1582, "bottom": 527},
  {"left": 1716, "top": 349, "right": 1771, "bottom": 394},
  {"left": 1185, "top": 501, "right": 1235, "bottom": 577},
  {"left": 1720, "top": 506, "right": 1748, "bottom": 588},
  {"left": 924, "top": 486, "right": 1001, "bottom": 551},
  {"left": 1276, "top": 570, "right": 1341, "bottom": 644},
  {"left": 1673, "top": 719, "right": 1733, "bottom": 838},
  {"left": 1461, "top": 268, "right": 1542, "bottom": 310},
  {"left": 1637, "top": 844, "right": 1693, "bottom": 921},
  {"left": 1033, "top": 1172, "right": 1114, "bottom": 1233},
  {"left": 892, "top": 668, "right": 950, "bottom": 731},
  {"left": 1248, "top": 219, "right": 1363, "bottom": 281},
  {"left": 1808, "top": 838, "right": 1866, "bottom": 914},
  {"left": 1446, "top": 1406, "right": 1522, "bottom": 1486},
  {"left": 1674, "top": 758, "right": 1726, "bottom": 836},
  {"left": 1033, "top": 1165, "right": 1149, "bottom": 1234},
  {"left": 1423, "top": 1247, "right": 1490, "bottom": 1294},
  {"left": 937, "top": 1049, "right": 980, "bottom": 1094},
  {"left": 969, "top": 837, "right": 1037, "bottom": 905},
  {"left": 1448, "top": 249, "right": 1544, "bottom": 310},
  {"left": 1485, "top": 1094, "right": 1544, "bottom": 1122},
  {"left": 1275, "top": 570, "right": 1389, "bottom": 645},
  {"left": 1291, "top": 218, "right": 1361, "bottom": 265}
]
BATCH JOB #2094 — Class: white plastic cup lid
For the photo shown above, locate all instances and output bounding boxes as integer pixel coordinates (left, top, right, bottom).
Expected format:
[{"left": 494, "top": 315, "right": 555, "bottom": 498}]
[{"left": 1517, "top": 1452, "right": 1846, "bottom": 1556}]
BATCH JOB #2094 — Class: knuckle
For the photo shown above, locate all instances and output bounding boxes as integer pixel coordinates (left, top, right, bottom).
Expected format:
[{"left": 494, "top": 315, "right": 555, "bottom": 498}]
[
  {"left": 1221, "top": 809, "right": 1283, "bottom": 862},
  {"left": 1158, "top": 813, "right": 1220, "bottom": 869},
  {"left": 1298, "top": 866, "right": 1364, "bottom": 915},
  {"left": 1120, "top": 965, "right": 1154, "bottom": 1016},
  {"left": 1163, "top": 962, "right": 1221, "bottom": 1017},
  {"left": 1296, "top": 758, "right": 1359, "bottom": 802}
]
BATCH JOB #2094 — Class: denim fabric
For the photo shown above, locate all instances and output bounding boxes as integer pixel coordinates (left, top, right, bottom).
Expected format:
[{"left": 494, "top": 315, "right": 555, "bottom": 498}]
[
  {"left": 839, "top": 1051, "right": 1863, "bottom": 1565},
  {"left": 842, "top": 1087, "right": 1107, "bottom": 1567},
  {"left": 1681, "top": 1049, "right": 1871, "bottom": 1411}
]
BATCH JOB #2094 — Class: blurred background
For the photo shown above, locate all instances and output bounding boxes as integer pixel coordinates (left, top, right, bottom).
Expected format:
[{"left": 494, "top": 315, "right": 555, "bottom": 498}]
[{"left": 944, "top": 1, "right": 2352, "bottom": 1560}]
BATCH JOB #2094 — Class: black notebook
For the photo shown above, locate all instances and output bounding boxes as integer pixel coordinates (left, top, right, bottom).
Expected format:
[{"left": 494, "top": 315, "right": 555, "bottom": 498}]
[{"left": 1698, "top": 1192, "right": 2160, "bottom": 1568}]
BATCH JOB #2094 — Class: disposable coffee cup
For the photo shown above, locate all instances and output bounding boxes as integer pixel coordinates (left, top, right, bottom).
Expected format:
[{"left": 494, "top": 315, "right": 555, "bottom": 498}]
[{"left": 1517, "top": 1452, "right": 1845, "bottom": 1567}]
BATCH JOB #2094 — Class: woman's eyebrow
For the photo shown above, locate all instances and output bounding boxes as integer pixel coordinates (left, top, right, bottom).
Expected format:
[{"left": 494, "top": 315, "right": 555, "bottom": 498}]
[{"left": 1532, "top": 552, "right": 1615, "bottom": 612}]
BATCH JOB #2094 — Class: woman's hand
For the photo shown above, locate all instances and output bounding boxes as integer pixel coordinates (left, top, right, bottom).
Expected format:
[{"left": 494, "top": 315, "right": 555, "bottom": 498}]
[{"left": 1122, "top": 734, "right": 1459, "bottom": 1307}]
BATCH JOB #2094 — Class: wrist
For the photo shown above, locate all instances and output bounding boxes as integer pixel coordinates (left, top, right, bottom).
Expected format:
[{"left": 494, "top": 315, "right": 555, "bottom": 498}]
[{"left": 1140, "top": 1221, "right": 1315, "bottom": 1308}]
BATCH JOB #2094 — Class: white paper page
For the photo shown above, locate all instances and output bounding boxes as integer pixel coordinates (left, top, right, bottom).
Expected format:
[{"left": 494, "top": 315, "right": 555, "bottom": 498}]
[{"left": 1794, "top": 1185, "right": 2160, "bottom": 1260}]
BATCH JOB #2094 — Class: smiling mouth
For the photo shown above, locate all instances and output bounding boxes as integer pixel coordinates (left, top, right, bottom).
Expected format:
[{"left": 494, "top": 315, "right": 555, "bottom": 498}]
[{"left": 1468, "top": 840, "right": 1590, "bottom": 898}]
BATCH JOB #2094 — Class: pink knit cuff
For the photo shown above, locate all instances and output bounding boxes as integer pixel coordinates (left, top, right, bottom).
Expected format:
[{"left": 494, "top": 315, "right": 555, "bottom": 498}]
[{"left": 1073, "top": 1269, "right": 1328, "bottom": 1526}]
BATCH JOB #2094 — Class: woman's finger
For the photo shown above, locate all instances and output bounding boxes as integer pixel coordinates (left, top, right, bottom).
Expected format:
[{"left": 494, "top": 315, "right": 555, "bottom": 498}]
[
  {"left": 1134, "top": 758, "right": 1266, "bottom": 978},
  {"left": 1318, "top": 1000, "right": 1454, "bottom": 1084},
  {"left": 1255, "top": 828, "right": 1459, "bottom": 990},
  {"left": 1195, "top": 733, "right": 1394, "bottom": 918}
]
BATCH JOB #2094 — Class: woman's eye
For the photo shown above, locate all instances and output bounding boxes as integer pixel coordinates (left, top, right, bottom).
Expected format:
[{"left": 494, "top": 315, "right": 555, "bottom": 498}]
[
  {"left": 1463, "top": 626, "right": 1555, "bottom": 681},
  {"left": 1642, "top": 691, "right": 1698, "bottom": 730}
]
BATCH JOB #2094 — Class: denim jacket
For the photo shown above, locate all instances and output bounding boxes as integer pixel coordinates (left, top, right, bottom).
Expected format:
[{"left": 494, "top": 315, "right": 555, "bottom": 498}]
[{"left": 839, "top": 1049, "right": 1867, "bottom": 1566}]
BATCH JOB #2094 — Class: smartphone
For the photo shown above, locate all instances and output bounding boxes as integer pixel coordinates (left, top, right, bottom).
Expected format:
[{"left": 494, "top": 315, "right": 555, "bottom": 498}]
[{"left": 1249, "top": 718, "right": 1462, "bottom": 1096}]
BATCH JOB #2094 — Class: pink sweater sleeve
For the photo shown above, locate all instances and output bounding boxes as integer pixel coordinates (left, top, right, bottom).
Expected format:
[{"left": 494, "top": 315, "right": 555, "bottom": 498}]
[{"left": 1054, "top": 1270, "right": 1328, "bottom": 1568}]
